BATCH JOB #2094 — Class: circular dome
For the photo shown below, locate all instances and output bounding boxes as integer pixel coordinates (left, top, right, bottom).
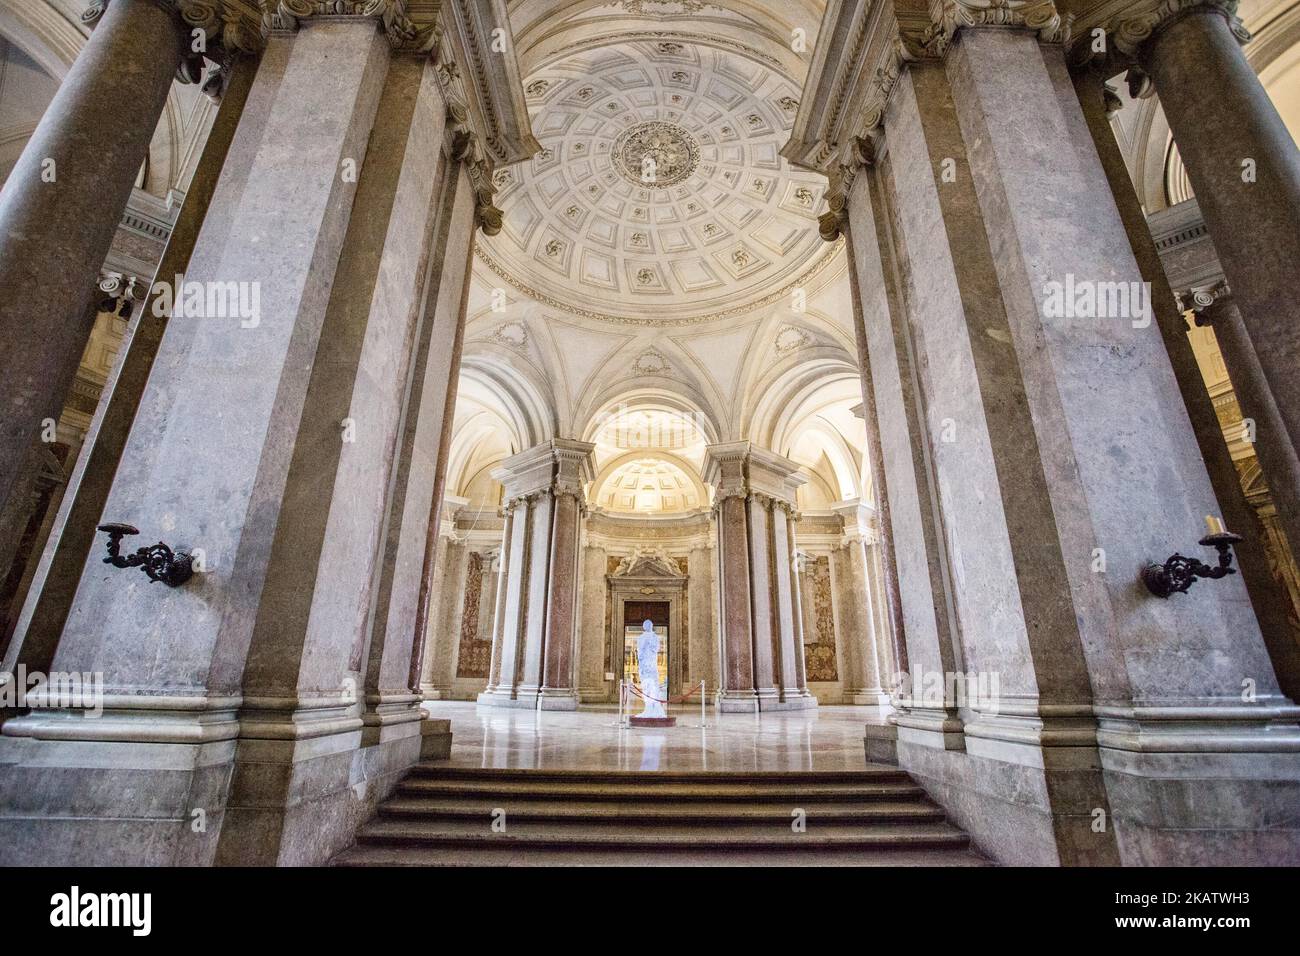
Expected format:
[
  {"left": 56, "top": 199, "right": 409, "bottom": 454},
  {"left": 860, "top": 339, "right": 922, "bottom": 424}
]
[
  {"left": 595, "top": 457, "right": 704, "bottom": 515},
  {"left": 479, "top": 41, "right": 830, "bottom": 324}
]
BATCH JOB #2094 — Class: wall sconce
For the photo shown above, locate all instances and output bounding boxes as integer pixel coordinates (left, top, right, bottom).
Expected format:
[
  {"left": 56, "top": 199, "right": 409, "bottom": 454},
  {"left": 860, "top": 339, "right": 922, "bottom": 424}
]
[
  {"left": 1141, "top": 518, "right": 1242, "bottom": 599},
  {"left": 97, "top": 523, "right": 193, "bottom": 588}
]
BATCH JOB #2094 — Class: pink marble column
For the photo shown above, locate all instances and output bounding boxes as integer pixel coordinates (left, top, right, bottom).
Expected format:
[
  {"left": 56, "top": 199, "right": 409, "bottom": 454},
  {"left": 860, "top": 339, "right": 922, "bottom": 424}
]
[
  {"left": 539, "top": 487, "right": 582, "bottom": 709},
  {"left": 713, "top": 492, "right": 757, "bottom": 712},
  {"left": 478, "top": 439, "right": 593, "bottom": 710}
]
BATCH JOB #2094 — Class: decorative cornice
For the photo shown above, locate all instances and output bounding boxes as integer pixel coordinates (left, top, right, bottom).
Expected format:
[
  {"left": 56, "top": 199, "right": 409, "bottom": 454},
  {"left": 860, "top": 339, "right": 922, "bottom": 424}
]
[
  {"left": 472, "top": 236, "right": 843, "bottom": 327},
  {"left": 1070, "top": 0, "right": 1249, "bottom": 73},
  {"left": 82, "top": 1, "right": 445, "bottom": 66}
]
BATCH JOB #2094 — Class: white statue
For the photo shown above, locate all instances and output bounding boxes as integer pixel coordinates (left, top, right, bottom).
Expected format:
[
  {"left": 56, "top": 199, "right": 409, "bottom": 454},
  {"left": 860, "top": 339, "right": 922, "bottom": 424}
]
[{"left": 636, "top": 620, "right": 666, "bottom": 718}]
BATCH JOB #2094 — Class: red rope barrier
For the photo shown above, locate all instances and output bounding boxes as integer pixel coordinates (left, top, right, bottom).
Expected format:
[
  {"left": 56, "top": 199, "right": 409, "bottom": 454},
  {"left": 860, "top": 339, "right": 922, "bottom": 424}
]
[{"left": 625, "top": 681, "right": 703, "bottom": 705}]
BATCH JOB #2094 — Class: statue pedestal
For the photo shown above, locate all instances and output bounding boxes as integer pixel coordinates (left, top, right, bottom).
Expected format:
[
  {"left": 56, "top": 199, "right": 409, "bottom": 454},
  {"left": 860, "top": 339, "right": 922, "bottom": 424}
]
[{"left": 629, "top": 716, "right": 676, "bottom": 728}]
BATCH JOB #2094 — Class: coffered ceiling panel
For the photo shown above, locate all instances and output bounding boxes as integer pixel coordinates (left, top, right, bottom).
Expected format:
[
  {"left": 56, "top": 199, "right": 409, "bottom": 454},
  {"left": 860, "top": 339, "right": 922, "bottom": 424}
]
[{"left": 478, "top": 39, "right": 830, "bottom": 325}]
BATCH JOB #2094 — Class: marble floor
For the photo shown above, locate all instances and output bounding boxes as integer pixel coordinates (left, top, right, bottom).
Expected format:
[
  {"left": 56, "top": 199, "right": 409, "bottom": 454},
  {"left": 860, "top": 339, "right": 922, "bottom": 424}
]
[{"left": 422, "top": 700, "right": 891, "bottom": 772}]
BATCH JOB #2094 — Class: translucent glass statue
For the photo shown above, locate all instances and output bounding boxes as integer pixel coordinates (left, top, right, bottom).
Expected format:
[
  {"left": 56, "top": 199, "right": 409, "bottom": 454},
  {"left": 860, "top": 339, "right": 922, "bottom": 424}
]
[{"left": 637, "top": 620, "right": 666, "bottom": 719}]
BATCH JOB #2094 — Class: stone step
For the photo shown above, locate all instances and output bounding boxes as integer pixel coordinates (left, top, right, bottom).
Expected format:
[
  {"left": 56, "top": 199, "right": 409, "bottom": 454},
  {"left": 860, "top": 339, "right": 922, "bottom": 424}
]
[
  {"left": 377, "top": 796, "right": 946, "bottom": 825},
  {"left": 407, "top": 763, "right": 908, "bottom": 784},
  {"left": 353, "top": 816, "right": 973, "bottom": 850},
  {"left": 394, "top": 777, "right": 925, "bottom": 802},
  {"left": 331, "top": 764, "right": 987, "bottom": 867},
  {"left": 332, "top": 843, "right": 992, "bottom": 867}
]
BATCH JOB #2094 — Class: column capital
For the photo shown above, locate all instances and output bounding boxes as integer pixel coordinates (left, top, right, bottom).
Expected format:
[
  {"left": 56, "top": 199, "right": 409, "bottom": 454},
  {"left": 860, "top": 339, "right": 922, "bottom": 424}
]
[
  {"left": 1177, "top": 279, "right": 1233, "bottom": 326},
  {"left": 1070, "top": 0, "right": 1250, "bottom": 74},
  {"left": 493, "top": 438, "right": 595, "bottom": 509},
  {"left": 703, "top": 442, "right": 807, "bottom": 511},
  {"left": 924, "top": 0, "right": 1073, "bottom": 58},
  {"left": 83, "top": 0, "right": 269, "bottom": 69}
]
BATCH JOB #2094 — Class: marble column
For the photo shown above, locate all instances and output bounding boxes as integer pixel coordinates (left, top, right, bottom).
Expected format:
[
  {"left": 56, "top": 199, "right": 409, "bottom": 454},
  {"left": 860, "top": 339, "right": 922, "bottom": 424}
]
[
  {"left": 772, "top": 499, "right": 815, "bottom": 708},
  {"left": 0, "top": 22, "right": 397, "bottom": 868},
  {"left": 539, "top": 446, "right": 590, "bottom": 709},
  {"left": 1072, "top": 70, "right": 1300, "bottom": 701},
  {"left": 687, "top": 539, "right": 716, "bottom": 694},
  {"left": 832, "top": 501, "right": 887, "bottom": 705},
  {"left": 1189, "top": 287, "right": 1300, "bottom": 573},
  {"left": 477, "top": 439, "right": 594, "bottom": 710},
  {"left": 704, "top": 442, "right": 815, "bottom": 712},
  {"left": 2, "top": 56, "right": 259, "bottom": 682},
  {"left": 421, "top": 496, "right": 470, "bottom": 699},
  {"left": 577, "top": 540, "right": 609, "bottom": 702},
  {"left": 1135, "top": 4, "right": 1300, "bottom": 473},
  {"left": 0, "top": 0, "right": 187, "bottom": 524}
]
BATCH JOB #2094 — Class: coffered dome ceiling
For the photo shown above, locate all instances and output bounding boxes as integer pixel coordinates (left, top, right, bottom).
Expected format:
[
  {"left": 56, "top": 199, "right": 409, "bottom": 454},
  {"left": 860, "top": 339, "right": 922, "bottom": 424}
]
[{"left": 477, "top": 40, "right": 835, "bottom": 325}]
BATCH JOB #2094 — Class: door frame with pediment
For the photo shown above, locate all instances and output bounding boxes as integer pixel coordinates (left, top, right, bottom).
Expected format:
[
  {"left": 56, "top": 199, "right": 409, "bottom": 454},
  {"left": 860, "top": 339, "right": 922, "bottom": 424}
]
[{"left": 605, "top": 549, "right": 687, "bottom": 703}]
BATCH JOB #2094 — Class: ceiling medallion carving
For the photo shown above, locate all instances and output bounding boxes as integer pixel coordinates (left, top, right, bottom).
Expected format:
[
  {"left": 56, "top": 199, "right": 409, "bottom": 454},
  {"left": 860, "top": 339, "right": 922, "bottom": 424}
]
[{"left": 611, "top": 122, "right": 701, "bottom": 188}]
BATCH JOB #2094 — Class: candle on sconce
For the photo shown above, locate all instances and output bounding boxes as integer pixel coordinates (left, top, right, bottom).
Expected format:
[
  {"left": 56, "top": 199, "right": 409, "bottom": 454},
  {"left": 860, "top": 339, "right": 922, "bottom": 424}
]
[{"left": 1205, "top": 515, "right": 1225, "bottom": 535}]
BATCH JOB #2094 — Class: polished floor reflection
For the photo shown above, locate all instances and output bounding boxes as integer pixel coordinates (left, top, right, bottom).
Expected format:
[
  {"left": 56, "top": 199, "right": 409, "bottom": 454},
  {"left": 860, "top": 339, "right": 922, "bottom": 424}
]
[{"left": 423, "top": 700, "right": 890, "bottom": 772}]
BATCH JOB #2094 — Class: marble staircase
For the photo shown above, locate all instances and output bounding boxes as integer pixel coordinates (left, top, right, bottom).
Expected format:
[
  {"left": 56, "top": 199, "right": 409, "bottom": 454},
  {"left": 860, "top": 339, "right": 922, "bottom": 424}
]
[{"left": 331, "top": 764, "right": 988, "bottom": 866}]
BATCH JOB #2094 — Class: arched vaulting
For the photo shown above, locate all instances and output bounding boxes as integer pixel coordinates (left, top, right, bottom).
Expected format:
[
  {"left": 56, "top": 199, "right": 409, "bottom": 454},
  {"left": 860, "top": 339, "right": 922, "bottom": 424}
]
[{"left": 5, "top": 0, "right": 1300, "bottom": 874}]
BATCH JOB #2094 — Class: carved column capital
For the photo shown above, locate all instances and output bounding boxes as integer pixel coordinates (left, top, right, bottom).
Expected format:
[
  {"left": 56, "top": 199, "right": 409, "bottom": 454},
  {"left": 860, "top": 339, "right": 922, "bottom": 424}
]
[
  {"left": 923, "top": 0, "right": 1073, "bottom": 59},
  {"left": 270, "top": 1, "right": 442, "bottom": 54},
  {"left": 447, "top": 107, "right": 505, "bottom": 236},
  {"left": 1071, "top": 0, "right": 1250, "bottom": 73},
  {"left": 819, "top": 133, "right": 879, "bottom": 242},
  {"left": 1178, "top": 279, "right": 1233, "bottom": 326},
  {"left": 83, "top": 0, "right": 272, "bottom": 76}
]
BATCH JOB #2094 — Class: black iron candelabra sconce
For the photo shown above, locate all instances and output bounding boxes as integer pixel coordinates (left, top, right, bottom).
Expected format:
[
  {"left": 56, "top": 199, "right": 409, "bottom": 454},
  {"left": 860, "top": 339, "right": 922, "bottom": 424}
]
[
  {"left": 97, "top": 523, "right": 193, "bottom": 588},
  {"left": 1141, "top": 531, "right": 1243, "bottom": 598}
]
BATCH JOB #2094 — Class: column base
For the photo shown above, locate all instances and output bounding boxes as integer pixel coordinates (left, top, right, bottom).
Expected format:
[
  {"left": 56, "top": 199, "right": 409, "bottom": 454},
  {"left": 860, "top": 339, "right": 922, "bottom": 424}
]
[
  {"left": 359, "top": 692, "right": 423, "bottom": 747},
  {"left": 0, "top": 696, "right": 243, "bottom": 866},
  {"left": 716, "top": 690, "right": 759, "bottom": 714},
  {"left": 476, "top": 688, "right": 539, "bottom": 709},
  {"left": 215, "top": 695, "right": 419, "bottom": 866},
  {"left": 537, "top": 689, "right": 579, "bottom": 711},
  {"left": 845, "top": 688, "right": 890, "bottom": 706},
  {"left": 759, "top": 693, "right": 818, "bottom": 712}
]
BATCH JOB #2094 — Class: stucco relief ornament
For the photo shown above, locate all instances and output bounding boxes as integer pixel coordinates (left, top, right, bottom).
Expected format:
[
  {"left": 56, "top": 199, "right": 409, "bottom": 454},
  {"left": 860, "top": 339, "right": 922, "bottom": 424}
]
[
  {"left": 923, "top": 0, "right": 1073, "bottom": 56},
  {"left": 611, "top": 122, "right": 701, "bottom": 187}
]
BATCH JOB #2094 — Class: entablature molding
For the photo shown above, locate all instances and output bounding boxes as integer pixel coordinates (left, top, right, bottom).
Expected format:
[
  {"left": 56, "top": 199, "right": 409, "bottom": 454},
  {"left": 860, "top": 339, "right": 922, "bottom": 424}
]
[{"left": 83, "top": 1, "right": 539, "bottom": 193}]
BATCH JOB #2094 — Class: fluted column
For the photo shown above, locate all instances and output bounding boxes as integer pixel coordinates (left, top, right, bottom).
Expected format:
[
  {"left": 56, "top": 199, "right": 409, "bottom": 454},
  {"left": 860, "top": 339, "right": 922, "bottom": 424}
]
[
  {"left": 0, "top": 0, "right": 188, "bottom": 539},
  {"left": 1125, "top": 3, "right": 1300, "bottom": 469}
]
